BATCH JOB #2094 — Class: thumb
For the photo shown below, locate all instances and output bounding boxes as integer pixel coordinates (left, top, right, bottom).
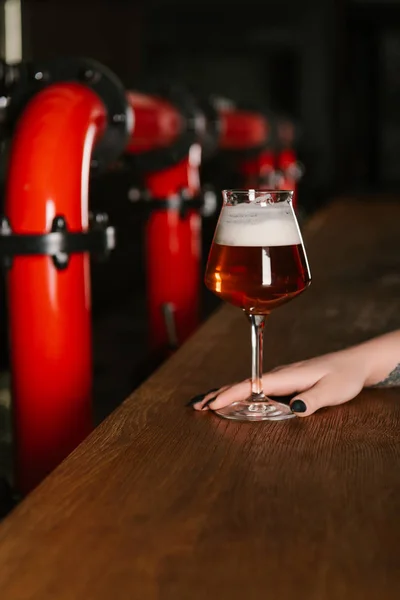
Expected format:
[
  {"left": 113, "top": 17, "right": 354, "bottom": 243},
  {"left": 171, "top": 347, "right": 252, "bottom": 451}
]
[{"left": 289, "top": 375, "right": 357, "bottom": 417}]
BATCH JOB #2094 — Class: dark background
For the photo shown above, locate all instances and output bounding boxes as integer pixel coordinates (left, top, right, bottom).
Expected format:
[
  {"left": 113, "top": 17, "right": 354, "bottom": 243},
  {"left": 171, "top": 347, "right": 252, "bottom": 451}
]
[
  {"left": 1, "top": 0, "right": 400, "bottom": 425},
  {"left": 22, "top": 0, "right": 400, "bottom": 197}
]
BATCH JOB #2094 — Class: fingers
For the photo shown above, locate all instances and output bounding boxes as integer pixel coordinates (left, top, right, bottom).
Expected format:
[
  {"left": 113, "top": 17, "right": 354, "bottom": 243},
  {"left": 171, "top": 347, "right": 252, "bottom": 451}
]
[
  {"left": 189, "top": 352, "right": 364, "bottom": 418},
  {"left": 208, "top": 365, "right": 318, "bottom": 410},
  {"left": 187, "top": 388, "right": 218, "bottom": 408},
  {"left": 289, "top": 375, "right": 362, "bottom": 417},
  {"left": 262, "top": 365, "right": 317, "bottom": 396},
  {"left": 207, "top": 379, "right": 252, "bottom": 410},
  {"left": 188, "top": 386, "right": 231, "bottom": 411}
]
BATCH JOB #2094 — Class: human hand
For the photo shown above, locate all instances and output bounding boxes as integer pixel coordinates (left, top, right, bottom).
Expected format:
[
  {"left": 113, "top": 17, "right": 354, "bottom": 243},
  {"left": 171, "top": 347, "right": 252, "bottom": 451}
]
[{"left": 189, "top": 347, "right": 371, "bottom": 417}]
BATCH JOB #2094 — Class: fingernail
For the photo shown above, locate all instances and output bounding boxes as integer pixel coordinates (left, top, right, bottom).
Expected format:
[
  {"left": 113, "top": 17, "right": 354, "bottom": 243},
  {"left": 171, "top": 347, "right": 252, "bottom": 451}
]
[
  {"left": 186, "top": 393, "right": 206, "bottom": 406},
  {"left": 290, "top": 399, "right": 307, "bottom": 413},
  {"left": 202, "top": 395, "right": 218, "bottom": 410},
  {"left": 186, "top": 388, "right": 219, "bottom": 407}
]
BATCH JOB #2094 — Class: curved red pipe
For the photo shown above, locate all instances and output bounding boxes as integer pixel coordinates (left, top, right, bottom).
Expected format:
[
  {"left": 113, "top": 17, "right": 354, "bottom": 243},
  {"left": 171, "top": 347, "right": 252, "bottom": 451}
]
[
  {"left": 5, "top": 82, "right": 107, "bottom": 494},
  {"left": 125, "top": 92, "right": 182, "bottom": 153},
  {"left": 218, "top": 109, "right": 268, "bottom": 150}
]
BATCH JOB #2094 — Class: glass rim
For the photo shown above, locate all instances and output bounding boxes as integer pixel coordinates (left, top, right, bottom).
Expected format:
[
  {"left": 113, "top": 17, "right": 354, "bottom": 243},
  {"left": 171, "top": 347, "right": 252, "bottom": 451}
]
[
  {"left": 222, "top": 189, "right": 294, "bottom": 195},
  {"left": 222, "top": 189, "right": 294, "bottom": 205}
]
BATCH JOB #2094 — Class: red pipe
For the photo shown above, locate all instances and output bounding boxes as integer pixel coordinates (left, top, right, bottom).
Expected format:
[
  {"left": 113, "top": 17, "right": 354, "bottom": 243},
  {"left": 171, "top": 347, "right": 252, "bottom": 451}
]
[
  {"left": 217, "top": 107, "right": 273, "bottom": 190},
  {"left": 143, "top": 146, "right": 202, "bottom": 353},
  {"left": 239, "top": 149, "right": 276, "bottom": 188},
  {"left": 125, "top": 92, "right": 182, "bottom": 153},
  {"left": 5, "top": 82, "right": 107, "bottom": 494},
  {"left": 125, "top": 91, "right": 202, "bottom": 356},
  {"left": 218, "top": 108, "right": 268, "bottom": 150}
]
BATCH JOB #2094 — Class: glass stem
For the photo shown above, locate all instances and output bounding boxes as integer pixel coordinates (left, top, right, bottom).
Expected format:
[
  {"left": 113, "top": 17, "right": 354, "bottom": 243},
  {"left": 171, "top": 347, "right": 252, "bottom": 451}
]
[{"left": 250, "top": 314, "right": 267, "bottom": 399}]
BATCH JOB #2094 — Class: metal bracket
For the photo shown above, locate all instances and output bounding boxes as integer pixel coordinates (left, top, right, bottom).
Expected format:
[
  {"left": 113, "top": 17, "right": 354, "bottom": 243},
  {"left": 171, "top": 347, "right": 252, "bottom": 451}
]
[
  {"left": 161, "top": 303, "right": 179, "bottom": 350},
  {"left": 0, "top": 213, "right": 116, "bottom": 270},
  {"left": 128, "top": 186, "right": 217, "bottom": 219}
]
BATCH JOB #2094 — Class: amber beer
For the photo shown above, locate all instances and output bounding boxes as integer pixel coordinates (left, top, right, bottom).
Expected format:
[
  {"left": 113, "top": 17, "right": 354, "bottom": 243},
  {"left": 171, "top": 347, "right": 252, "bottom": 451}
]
[{"left": 205, "top": 203, "right": 311, "bottom": 314}]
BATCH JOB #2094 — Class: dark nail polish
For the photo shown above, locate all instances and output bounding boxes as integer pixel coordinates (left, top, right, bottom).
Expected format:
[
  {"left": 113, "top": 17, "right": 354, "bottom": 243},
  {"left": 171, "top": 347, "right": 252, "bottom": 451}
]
[
  {"left": 186, "top": 393, "right": 206, "bottom": 406},
  {"left": 290, "top": 399, "right": 307, "bottom": 413},
  {"left": 186, "top": 388, "right": 219, "bottom": 407},
  {"left": 203, "top": 395, "right": 218, "bottom": 408}
]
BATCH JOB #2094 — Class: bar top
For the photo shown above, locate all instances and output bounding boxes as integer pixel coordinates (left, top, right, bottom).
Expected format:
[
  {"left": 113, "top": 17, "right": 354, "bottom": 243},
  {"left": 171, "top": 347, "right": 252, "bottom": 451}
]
[{"left": 1, "top": 197, "right": 400, "bottom": 599}]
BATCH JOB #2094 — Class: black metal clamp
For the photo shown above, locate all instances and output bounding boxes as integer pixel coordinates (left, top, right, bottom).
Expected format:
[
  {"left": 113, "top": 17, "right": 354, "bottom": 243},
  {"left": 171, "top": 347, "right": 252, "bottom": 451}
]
[
  {"left": 0, "top": 213, "right": 115, "bottom": 270},
  {"left": 128, "top": 186, "right": 217, "bottom": 219}
]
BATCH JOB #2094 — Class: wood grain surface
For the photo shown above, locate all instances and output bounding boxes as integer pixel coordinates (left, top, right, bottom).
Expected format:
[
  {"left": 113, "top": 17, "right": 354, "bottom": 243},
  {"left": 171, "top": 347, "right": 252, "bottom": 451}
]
[{"left": 1, "top": 197, "right": 400, "bottom": 599}]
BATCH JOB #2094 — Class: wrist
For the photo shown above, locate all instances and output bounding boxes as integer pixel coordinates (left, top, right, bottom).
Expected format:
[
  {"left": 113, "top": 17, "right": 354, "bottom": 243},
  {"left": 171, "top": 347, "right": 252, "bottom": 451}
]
[{"left": 354, "top": 331, "right": 400, "bottom": 387}]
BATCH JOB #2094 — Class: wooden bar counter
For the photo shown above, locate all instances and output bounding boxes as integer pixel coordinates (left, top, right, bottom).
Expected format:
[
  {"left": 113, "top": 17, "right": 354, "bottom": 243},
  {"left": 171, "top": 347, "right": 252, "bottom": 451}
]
[{"left": 1, "top": 197, "right": 400, "bottom": 599}]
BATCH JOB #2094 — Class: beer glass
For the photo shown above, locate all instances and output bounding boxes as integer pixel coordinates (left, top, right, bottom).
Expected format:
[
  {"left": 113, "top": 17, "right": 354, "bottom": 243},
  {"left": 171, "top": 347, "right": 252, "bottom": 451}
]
[{"left": 205, "top": 189, "right": 311, "bottom": 421}]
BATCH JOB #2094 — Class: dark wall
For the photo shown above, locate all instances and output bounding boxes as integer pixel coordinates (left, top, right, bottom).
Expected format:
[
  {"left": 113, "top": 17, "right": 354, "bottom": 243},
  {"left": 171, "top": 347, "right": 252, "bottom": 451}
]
[
  {"left": 23, "top": 0, "right": 142, "bottom": 86},
  {"left": 19, "top": 0, "right": 400, "bottom": 222},
  {"left": 141, "top": 0, "right": 344, "bottom": 206},
  {"left": 24, "top": 0, "right": 375, "bottom": 203},
  {"left": 348, "top": 1, "right": 400, "bottom": 191}
]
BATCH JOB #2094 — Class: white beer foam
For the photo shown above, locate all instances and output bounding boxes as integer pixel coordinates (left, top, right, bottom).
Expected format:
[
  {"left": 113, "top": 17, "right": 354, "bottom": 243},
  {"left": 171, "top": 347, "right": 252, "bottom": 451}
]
[{"left": 215, "top": 204, "right": 302, "bottom": 247}]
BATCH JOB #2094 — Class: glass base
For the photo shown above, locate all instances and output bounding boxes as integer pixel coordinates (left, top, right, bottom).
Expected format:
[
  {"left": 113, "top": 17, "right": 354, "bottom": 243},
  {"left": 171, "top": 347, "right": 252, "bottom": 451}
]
[{"left": 214, "top": 398, "right": 296, "bottom": 422}]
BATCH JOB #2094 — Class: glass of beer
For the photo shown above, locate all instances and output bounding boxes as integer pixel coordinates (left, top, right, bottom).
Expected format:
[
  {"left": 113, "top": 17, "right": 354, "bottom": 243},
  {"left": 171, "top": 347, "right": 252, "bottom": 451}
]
[{"left": 205, "top": 189, "right": 311, "bottom": 421}]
